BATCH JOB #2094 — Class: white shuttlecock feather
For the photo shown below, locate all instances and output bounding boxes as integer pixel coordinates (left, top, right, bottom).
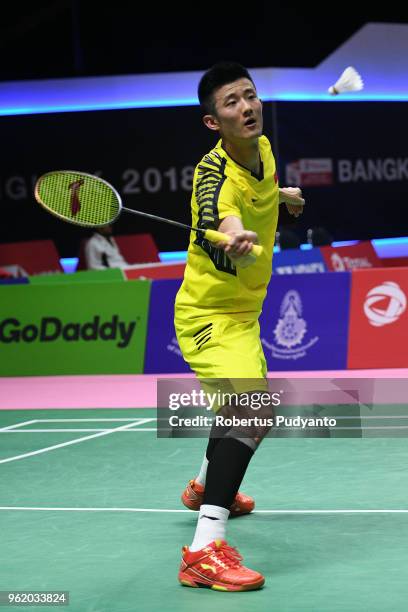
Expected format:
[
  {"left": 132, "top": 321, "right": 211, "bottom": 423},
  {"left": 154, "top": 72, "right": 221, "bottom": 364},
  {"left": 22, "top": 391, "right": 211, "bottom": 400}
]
[{"left": 328, "top": 67, "right": 364, "bottom": 95}]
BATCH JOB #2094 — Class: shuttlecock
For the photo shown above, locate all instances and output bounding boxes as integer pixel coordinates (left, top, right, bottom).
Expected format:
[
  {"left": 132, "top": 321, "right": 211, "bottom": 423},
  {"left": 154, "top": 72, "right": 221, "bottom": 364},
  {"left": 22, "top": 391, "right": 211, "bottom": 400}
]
[{"left": 328, "top": 66, "right": 364, "bottom": 95}]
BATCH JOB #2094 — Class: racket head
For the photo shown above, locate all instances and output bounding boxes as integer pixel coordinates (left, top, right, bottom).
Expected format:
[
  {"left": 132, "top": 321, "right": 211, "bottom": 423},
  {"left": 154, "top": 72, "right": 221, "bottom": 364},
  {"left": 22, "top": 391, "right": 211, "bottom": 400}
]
[{"left": 34, "top": 171, "right": 122, "bottom": 228}]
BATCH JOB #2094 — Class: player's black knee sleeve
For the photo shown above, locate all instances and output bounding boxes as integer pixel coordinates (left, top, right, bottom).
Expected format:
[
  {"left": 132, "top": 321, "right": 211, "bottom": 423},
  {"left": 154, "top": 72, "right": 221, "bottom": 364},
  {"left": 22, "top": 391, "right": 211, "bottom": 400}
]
[{"left": 202, "top": 437, "right": 254, "bottom": 510}]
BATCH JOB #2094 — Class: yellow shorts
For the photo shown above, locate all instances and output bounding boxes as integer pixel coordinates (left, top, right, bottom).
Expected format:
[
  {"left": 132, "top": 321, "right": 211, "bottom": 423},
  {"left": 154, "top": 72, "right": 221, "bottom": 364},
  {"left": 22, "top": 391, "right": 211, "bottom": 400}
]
[{"left": 174, "top": 315, "right": 268, "bottom": 405}]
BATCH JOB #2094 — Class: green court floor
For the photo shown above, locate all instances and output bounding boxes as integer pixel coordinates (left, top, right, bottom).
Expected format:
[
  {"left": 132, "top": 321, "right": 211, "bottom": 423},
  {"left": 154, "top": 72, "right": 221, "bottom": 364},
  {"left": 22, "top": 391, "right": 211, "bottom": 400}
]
[{"left": 1, "top": 408, "right": 408, "bottom": 612}]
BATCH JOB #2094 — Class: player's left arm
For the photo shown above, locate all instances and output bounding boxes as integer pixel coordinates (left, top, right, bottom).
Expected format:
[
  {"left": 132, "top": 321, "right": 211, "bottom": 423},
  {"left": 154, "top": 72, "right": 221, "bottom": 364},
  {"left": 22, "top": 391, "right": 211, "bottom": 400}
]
[{"left": 279, "top": 187, "right": 305, "bottom": 218}]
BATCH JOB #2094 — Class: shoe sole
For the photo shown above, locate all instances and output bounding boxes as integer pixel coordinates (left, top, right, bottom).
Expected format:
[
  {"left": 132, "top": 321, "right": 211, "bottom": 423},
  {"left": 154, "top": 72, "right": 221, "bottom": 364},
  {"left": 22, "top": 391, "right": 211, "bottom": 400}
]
[{"left": 179, "top": 573, "right": 264, "bottom": 592}]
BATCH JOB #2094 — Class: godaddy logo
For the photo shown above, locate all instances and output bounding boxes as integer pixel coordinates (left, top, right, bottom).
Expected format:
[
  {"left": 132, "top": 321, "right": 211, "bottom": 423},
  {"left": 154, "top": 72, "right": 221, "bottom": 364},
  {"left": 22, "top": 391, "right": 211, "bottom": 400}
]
[{"left": 0, "top": 316, "right": 137, "bottom": 348}]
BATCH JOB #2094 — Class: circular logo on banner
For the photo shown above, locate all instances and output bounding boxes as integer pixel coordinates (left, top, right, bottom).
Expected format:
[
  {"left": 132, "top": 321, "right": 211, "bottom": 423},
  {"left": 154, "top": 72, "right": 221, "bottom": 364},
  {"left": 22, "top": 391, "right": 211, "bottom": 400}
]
[
  {"left": 331, "top": 253, "right": 346, "bottom": 271},
  {"left": 274, "top": 290, "right": 307, "bottom": 348},
  {"left": 364, "top": 281, "right": 407, "bottom": 327}
]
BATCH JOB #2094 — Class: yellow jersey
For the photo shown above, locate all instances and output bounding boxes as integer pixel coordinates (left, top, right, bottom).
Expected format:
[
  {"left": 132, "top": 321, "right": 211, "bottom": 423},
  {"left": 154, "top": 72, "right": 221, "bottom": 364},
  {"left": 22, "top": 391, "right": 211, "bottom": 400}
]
[{"left": 175, "top": 135, "right": 279, "bottom": 321}]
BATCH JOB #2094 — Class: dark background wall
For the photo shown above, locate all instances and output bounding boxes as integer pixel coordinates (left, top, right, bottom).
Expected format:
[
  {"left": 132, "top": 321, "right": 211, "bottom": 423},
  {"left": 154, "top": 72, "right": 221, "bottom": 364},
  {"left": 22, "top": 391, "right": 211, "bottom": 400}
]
[
  {"left": 1, "top": 3, "right": 406, "bottom": 81},
  {"left": 2, "top": 101, "right": 407, "bottom": 255},
  {"left": 1, "top": 3, "right": 408, "bottom": 256},
  {"left": 275, "top": 102, "right": 408, "bottom": 244}
]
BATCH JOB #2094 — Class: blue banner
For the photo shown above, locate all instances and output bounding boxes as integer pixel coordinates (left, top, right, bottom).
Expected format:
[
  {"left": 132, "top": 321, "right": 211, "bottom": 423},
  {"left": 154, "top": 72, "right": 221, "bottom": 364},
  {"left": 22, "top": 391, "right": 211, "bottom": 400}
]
[
  {"left": 144, "top": 279, "right": 190, "bottom": 373},
  {"left": 0, "top": 278, "right": 29, "bottom": 285},
  {"left": 272, "top": 247, "right": 326, "bottom": 274},
  {"left": 260, "top": 272, "right": 351, "bottom": 370}
]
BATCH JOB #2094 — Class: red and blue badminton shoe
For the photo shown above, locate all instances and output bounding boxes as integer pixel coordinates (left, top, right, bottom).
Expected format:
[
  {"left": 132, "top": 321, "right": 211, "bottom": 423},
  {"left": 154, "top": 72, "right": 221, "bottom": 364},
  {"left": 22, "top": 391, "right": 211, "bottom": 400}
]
[
  {"left": 178, "top": 539, "right": 265, "bottom": 591},
  {"left": 182, "top": 479, "right": 255, "bottom": 516}
]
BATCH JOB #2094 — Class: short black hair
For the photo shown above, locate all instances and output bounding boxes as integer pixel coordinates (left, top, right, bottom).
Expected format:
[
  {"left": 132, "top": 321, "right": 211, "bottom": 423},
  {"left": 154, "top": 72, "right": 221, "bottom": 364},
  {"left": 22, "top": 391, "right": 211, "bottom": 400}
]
[{"left": 198, "top": 62, "right": 255, "bottom": 115}]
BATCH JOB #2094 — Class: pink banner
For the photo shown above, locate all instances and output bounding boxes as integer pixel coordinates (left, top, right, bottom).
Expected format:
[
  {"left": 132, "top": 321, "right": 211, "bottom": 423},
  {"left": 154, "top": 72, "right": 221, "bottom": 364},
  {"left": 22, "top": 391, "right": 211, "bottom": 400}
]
[
  {"left": 124, "top": 262, "right": 185, "bottom": 280},
  {"left": 321, "top": 241, "right": 381, "bottom": 271}
]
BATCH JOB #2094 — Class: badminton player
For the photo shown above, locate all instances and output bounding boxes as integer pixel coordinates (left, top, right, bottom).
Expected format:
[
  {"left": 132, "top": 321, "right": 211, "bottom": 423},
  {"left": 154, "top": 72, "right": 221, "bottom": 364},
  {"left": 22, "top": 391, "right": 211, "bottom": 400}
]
[{"left": 174, "top": 62, "right": 304, "bottom": 591}]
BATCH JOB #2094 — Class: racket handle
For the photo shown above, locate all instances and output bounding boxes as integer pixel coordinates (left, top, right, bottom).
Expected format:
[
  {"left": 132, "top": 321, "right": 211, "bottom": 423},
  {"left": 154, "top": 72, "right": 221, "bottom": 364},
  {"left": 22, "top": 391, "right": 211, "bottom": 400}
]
[{"left": 203, "top": 229, "right": 263, "bottom": 257}]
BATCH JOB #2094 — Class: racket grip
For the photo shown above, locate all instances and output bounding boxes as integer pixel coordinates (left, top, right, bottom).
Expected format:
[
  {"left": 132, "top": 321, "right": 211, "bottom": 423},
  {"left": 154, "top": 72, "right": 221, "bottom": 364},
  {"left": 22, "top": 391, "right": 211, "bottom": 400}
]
[{"left": 203, "top": 229, "right": 263, "bottom": 257}]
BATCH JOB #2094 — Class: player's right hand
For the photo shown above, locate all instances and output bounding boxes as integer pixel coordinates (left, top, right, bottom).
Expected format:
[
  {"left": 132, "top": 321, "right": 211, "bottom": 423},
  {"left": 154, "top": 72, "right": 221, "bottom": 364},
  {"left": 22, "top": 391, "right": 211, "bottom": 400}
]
[{"left": 214, "top": 230, "right": 259, "bottom": 267}]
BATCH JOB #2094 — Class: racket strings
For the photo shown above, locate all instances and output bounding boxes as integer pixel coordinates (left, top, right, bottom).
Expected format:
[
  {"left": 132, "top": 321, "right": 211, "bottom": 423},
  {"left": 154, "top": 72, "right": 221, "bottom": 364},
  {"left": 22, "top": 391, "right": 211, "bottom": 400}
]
[{"left": 36, "top": 172, "right": 120, "bottom": 227}]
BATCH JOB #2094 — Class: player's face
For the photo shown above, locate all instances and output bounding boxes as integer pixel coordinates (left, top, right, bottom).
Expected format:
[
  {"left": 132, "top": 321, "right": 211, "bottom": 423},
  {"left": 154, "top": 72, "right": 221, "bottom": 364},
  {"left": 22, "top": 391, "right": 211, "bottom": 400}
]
[{"left": 207, "top": 78, "right": 263, "bottom": 143}]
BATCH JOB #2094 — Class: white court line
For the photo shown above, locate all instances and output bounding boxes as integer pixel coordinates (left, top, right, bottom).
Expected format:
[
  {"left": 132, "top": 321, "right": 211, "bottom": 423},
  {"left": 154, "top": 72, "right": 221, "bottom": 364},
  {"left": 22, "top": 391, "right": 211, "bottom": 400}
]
[
  {"left": 35, "top": 418, "right": 156, "bottom": 423},
  {"left": 335, "top": 416, "right": 408, "bottom": 419},
  {"left": 0, "top": 419, "right": 148, "bottom": 465},
  {"left": 0, "top": 420, "right": 37, "bottom": 432},
  {"left": 0, "top": 507, "right": 407, "bottom": 514},
  {"left": 0, "top": 418, "right": 157, "bottom": 435},
  {"left": 0, "top": 429, "right": 157, "bottom": 433},
  {"left": 1, "top": 426, "right": 407, "bottom": 433},
  {"left": 333, "top": 426, "right": 408, "bottom": 429}
]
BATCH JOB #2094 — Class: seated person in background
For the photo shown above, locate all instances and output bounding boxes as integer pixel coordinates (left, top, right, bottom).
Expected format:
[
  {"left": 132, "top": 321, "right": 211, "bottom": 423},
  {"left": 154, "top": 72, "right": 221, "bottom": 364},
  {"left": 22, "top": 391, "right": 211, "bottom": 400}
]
[{"left": 85, "top": 225, "right": 129, "bottom": 270}]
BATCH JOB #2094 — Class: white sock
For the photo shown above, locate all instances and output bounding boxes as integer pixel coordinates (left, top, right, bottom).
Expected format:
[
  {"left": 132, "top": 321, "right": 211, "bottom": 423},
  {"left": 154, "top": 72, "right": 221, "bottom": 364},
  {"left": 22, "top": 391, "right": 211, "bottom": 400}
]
[
  {"left": 190, "top": 504, "right": 230, "bottom": 552},
  {"left": 195, "top": 454, "right": 209, "bottom": 487}
]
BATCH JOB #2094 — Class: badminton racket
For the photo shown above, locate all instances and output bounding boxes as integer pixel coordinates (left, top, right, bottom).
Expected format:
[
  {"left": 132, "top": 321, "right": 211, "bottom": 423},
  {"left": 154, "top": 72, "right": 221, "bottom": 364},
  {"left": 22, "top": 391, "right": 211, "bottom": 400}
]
[{"left": 34, "top": 170, "right": 263, "bottom": 257}]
